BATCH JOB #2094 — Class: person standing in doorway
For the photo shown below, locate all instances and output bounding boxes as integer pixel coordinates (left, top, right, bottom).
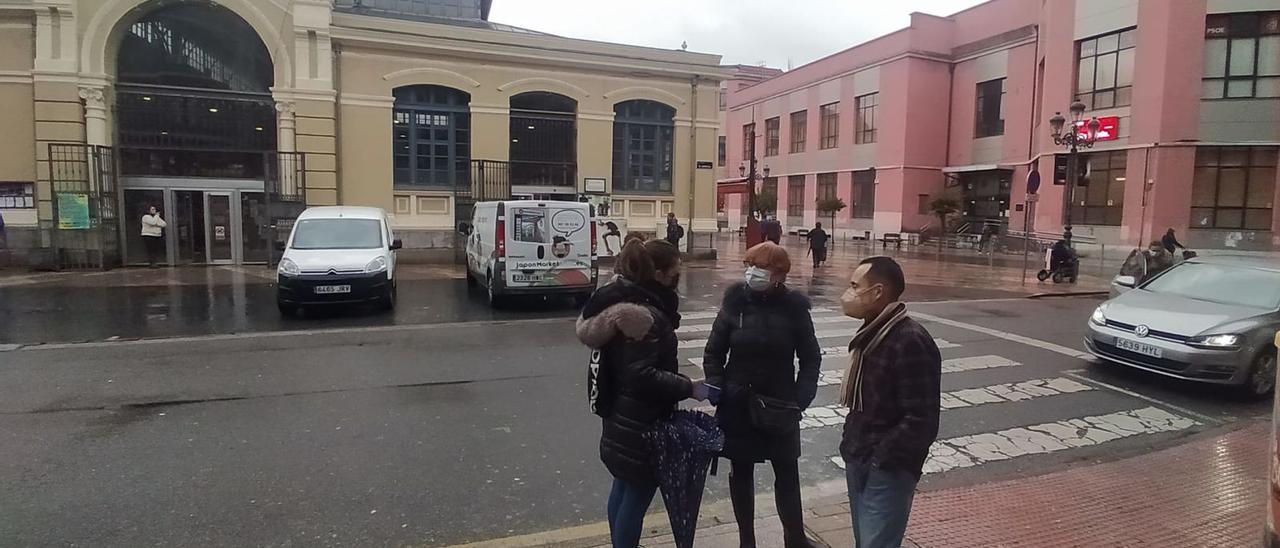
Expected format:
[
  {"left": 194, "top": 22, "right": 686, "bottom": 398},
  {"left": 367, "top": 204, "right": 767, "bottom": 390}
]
[
  {"left": 665, "top": 212, "right": 684, "bottom": 249},
  {"left": 0, "top": 209, "right": 7, "bottom": 251},
  {"left": 807, "top": 222, "right": 830, "bottom": 267},
  {"left": 703, "top": 242, "right": 821, "bottom": 548},
  {"left": 141, "top": 205, "right": 167, "bottom": 268},
  {"left": 838, "top": 257, "right": 941, "bottom": 548}
]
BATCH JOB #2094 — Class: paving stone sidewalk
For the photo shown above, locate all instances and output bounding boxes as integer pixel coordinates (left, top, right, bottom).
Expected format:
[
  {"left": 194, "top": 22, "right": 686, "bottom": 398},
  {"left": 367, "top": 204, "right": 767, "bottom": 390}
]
[{"left": 453, "top": 422, "right": 1265, "bottom": 548}]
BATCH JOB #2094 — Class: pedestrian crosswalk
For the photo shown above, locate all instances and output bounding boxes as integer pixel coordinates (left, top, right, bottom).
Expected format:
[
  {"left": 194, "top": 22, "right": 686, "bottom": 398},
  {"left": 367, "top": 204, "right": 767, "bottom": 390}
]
[{"left": 672, "top": 303, "right": 1202, "bottom": 480}]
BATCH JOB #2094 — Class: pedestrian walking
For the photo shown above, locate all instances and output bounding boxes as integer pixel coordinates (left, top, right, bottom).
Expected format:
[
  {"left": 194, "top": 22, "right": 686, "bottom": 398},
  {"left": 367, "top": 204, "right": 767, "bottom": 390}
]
[
  {"left": 838, "top": 256, "right": 941, "bottom": 548},
  {"left": 807, "top": 222, "right": 829, "bottom": 267},
  {"left": 575, "top": 237, "right": 709, "bottom": 548},
  {"left": 665, "top": 212, "right": 684, "bottom": 249},
  {"left": 761, "top": 215, "right": 782, "bottom": 244},
  {"left": 140, "top": 205, "right": 167, "bottom": 268},
  {"left": 703, "top": 241, "right": 822, "bottom": 548}
]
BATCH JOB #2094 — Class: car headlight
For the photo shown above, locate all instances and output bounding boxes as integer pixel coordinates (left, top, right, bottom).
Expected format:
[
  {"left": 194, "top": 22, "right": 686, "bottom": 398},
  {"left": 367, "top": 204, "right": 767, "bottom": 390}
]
[
  {"left": 1187, "top": 333, "right": 1242, "bottom": 348},
  {"left": 278, "top": 258, "right": 300, "bottom": 276},
  {"left": 365, "top": 256, "right": 388, "bottom": 273},
  {"left": 1090, "top": 304, "right": 1108, "bottom": 326}
]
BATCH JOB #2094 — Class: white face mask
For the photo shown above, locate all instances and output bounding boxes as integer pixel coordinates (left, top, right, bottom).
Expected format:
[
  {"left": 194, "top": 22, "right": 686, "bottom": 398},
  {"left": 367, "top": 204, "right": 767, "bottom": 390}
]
[{"left": 744, "top": 266, "right": 773, "bottom": 291}]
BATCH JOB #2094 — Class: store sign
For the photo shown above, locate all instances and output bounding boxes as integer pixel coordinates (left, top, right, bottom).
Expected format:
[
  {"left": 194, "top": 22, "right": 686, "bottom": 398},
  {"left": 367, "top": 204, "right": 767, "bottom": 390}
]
[{"left": 1075, "top": 116, "right": 1120, "bottom": 141}]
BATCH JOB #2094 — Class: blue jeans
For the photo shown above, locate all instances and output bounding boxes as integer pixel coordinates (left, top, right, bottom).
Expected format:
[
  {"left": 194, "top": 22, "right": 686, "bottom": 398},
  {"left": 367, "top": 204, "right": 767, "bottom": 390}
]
[
  {"left": 607, "top": 477, "right": 657, "bottom": 548},
  {"left": 846, "top": 462, "right": 918, "bottom": 548}
]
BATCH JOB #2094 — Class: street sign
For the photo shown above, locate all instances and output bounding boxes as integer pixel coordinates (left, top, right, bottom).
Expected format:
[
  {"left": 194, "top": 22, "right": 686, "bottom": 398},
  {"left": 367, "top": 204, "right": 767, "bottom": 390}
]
[
  {"left": 696, "top": 161, "right": 714, "bottom": 170},
  {"left": 1026, "top": 168, "right": 1041, "bottom": 195}
]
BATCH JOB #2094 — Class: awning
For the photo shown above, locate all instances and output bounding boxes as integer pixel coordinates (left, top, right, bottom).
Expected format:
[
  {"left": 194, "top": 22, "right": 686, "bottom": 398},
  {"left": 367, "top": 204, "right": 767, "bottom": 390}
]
[{"left": 942, "top": 164, "right": 1016, "bottom": 174}]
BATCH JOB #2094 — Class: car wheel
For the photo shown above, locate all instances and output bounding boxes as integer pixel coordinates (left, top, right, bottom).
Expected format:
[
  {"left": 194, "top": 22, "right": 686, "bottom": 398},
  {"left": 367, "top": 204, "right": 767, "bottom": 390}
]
[
  {"left": 379, "top": 283, "right": 397, "bottom": 312},
  {"left": 1052, "top": 271, "right": 1065, "bottom": 283},
  {"left": 1037, "top": 270, "right": 1050, "bottom": 282},
  {"left": 487, "top": 274, "right": 503, "bottom": 308},
  {"left": 1242, "top": 350, "right": 1277, "bottom": 399}
]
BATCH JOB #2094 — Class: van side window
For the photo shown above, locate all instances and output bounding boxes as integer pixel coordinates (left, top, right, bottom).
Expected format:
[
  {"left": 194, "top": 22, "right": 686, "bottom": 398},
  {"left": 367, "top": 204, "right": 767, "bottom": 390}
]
[{"left": 512, "top": 208, "right": 548, "bottom": 243}]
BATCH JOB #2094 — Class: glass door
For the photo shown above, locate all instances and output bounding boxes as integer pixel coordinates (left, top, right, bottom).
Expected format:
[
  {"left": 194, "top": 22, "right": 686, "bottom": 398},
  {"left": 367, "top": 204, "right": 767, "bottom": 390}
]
[
  {"left": 123, "top": 189, "right": 165, "bottom": 266},
  {"left": 173, "top": 190, "right": 207, "bottom": 265},
  {"left": 206, "top": 192, "right": 234, "bottom": 264}
]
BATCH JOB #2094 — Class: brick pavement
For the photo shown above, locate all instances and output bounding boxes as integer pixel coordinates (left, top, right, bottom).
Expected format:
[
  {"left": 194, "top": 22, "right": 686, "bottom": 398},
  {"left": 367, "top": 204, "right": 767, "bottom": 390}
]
[
  {"left": 904, "top": 422, "right": 1267, "bottom": 548},
  {"left": 453, "top": 423, "right": 1265, "bottom": 548}
]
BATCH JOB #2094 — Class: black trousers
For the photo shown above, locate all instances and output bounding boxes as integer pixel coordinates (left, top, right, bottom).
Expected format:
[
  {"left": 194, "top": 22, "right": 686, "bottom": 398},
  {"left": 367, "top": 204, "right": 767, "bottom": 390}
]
[
  {"left": 142, "top": 235, "right": 163, "bottom": 265},
  {"left": 728, "top": 458, "right": 808, "bottom": 547}
]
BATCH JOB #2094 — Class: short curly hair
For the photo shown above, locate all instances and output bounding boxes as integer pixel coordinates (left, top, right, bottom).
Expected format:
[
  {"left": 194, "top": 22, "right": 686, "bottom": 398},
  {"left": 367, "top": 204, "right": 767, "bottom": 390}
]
[{"left": 743, "top": 241, "right": 791, "bottom": 276}]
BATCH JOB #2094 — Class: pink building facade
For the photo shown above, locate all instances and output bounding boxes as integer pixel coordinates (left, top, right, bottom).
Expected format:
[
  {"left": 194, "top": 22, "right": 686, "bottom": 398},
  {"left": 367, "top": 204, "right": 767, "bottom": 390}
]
[{"left": 721, "top": 0, "right": 1280, "bottom": 250}]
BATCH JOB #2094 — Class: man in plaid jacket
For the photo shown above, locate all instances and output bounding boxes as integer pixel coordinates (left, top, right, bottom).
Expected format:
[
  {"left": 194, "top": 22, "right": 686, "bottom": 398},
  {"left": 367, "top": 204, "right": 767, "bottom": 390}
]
[{"left": 837, "top": 257, "right": 942, "bottom": 548}]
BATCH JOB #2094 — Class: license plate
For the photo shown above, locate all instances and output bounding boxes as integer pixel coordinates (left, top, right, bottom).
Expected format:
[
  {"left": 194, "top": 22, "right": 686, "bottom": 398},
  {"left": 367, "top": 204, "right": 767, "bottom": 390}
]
[
  {"left": 1116, "top": 337, "right": 1162, "bottom": 358},
  {"left": 512, "top": 274, "right": 542, "bottom": 283},
  {"left": 314, "top": 285, "right": 351, "bottom": 294}
]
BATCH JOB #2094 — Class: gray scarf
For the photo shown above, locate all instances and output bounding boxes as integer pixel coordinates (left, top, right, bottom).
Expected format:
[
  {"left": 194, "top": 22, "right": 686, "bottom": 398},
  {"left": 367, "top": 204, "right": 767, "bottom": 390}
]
[{"left": 839, "top": 302, "right": 908, "bottom": 411}]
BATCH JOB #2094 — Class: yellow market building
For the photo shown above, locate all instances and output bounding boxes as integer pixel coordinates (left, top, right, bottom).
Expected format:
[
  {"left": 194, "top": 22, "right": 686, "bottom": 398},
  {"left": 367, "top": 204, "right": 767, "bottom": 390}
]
[{"left": 0, "top": 0, "right": 723, "bottom": 267}]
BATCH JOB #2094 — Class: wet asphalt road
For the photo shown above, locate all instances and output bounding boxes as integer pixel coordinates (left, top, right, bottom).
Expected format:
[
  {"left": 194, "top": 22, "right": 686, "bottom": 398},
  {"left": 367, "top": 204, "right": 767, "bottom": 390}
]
[
  {"left": 0, "top": 265, "right": 1030, "bottom": 346},
  {"left": 0, "top": 263, "right": 1267, "bottom": 547},
  {"left": 2, "top": 300, "right": 1268, "bottom": 546}
]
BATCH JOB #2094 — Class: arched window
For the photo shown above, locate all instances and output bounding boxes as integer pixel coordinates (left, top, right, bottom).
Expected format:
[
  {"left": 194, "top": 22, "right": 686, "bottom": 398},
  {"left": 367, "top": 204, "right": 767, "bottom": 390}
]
[
  {"left": 115, "top": 3, "right": 276, "bottom": 173},
  {"left": 393, "top": 85, "right": 471, "bottom": 188},
  {"left": 612, "top": 100, "right": 675, "bottom": 194},
  {"left": 509, "top": 92, "right": 577, "bottom": 190}
]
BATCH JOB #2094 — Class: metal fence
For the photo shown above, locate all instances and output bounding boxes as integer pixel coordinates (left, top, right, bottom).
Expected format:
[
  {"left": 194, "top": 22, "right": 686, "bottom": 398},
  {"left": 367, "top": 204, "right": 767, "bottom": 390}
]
[{"left": 46, "top": 144, "right": 120, "bottom": 269}]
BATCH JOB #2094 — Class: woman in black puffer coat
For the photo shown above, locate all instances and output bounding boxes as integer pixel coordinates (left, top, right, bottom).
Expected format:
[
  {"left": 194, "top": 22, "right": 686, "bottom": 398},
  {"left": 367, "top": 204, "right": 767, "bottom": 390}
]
[
  {"left": 703, "top": 242, "right": 821, "bottom": 548},
  {"left": 576, "top": 237, "right": 708, "bottom": 548}
]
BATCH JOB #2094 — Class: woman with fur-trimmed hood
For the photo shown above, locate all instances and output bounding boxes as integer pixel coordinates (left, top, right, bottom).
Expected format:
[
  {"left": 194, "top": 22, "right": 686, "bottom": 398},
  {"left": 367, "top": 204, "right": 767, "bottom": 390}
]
[{"left": 575, "top": 237, "right": 708, "bottom": 548}]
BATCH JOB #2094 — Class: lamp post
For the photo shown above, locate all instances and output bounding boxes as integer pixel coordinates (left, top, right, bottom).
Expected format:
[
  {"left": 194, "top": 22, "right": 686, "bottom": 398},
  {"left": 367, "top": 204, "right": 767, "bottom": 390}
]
[
  {"left": 1048, "top": 101, "right": 1101, "bottom": 240},
  {"left": 738, "top": 129, "right": 770, "bottom": 248}
]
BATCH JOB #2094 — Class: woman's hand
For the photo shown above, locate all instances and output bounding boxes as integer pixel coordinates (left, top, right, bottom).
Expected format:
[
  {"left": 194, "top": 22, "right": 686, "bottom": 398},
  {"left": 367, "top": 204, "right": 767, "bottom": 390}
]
[{"left": 689, "top": 379, "right": 710, "bottom": 401}]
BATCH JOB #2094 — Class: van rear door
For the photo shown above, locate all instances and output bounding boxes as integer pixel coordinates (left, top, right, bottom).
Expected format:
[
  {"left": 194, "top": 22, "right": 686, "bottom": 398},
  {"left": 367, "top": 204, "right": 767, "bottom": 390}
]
[{"left": 505, "top": 203, "right": 593, "bottom": 289}]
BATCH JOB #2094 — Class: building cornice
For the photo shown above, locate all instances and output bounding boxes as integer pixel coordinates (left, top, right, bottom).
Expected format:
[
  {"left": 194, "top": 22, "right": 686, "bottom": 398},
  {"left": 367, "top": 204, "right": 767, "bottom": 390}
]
[{"left": 330, "top": 16, "right": 724, "bottom": 81}]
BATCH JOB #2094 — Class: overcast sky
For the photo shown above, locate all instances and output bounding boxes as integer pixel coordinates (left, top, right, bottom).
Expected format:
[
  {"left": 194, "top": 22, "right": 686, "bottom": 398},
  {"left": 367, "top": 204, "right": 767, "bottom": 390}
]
[{"left": 489, "top": 0, "right": 987, "bottom": 69}]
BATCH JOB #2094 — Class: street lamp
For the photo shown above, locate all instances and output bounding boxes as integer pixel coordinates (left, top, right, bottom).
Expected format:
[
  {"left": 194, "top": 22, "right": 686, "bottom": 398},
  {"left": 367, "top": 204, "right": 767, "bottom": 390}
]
[
  {"left": 1048, "top": 101, "right": 1101, "bottom": 237},
  {"left": 737, "top": 126, "right": 770, "bottom": 248}
]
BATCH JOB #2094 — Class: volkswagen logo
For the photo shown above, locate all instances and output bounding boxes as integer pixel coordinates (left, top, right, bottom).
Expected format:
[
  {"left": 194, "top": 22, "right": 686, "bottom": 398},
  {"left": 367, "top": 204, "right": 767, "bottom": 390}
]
[{"left": 1134, "top": 325, "right": 1150, "bottom": 338}]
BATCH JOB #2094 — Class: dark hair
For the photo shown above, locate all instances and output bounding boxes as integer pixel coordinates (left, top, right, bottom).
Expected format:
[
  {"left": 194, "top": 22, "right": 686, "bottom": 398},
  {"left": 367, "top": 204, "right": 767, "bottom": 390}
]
[
  {"left": 623, "top": 232, "right": 647, "bottom": 244},
  {"left": 616, "top": 238, "right": 681, "bottom": 283},
  {"left": 859, "top": 256, "right": 905, "bottom": 301}
]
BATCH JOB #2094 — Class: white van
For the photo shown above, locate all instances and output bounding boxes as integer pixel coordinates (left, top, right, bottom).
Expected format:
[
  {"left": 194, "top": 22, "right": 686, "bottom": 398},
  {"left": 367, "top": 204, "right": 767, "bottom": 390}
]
[
  {"left": 461, "top": 200, "right": 597, "bottom": 306},
  {"left": 276, "top": 206, "right": 401, "bottom": 314}
]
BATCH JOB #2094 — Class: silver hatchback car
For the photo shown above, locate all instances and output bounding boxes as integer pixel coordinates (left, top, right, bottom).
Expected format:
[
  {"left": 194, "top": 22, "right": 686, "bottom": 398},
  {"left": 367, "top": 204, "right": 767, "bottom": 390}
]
[{"left": 1085, "top": 256, "right": 1280, "bottom": 399}]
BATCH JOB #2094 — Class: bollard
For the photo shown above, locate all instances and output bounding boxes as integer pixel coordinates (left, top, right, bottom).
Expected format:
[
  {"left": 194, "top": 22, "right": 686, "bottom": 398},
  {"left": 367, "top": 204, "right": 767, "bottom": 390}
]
[{"left": 1268, "top": 330, "right": 1280, "bottom": 547}]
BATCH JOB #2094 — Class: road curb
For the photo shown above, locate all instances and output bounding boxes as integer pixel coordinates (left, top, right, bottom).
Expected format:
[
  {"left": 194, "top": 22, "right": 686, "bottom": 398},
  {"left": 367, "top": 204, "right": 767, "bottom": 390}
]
[{"left": 1026, "top": 290, "right": 1108, "bottom": 299}]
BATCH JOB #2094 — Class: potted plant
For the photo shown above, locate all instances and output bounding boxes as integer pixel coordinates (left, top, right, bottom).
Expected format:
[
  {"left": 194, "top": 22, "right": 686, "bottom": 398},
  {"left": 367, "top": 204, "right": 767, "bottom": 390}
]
[{"left": 928, "top": 193, "right": 962, "bottom": 252}]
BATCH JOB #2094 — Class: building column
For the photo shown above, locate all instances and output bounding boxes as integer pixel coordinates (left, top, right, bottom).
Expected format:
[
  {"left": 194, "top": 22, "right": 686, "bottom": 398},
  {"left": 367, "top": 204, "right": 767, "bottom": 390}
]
[
  {"left": 78, "top": 86, "right": 108, "bottom": 146},
  {"left": 275, "top": 100, "right": 297, "bottom": 153}
]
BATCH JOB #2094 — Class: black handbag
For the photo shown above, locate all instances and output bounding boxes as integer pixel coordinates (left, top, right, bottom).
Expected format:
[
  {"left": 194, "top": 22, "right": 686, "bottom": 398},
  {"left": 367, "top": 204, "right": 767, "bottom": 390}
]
[{"left": 748, "top": 390, "right": 801, "bottom": 435}]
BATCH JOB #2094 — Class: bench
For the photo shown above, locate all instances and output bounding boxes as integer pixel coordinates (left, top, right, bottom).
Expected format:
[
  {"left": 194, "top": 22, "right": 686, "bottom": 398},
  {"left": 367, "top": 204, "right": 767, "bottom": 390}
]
[{"left": 880, "top": 232, "right": 903, "bottom": 250}]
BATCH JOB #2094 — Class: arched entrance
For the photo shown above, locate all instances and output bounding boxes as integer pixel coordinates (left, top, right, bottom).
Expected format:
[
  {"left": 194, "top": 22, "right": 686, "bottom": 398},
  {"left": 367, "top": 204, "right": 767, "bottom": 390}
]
[
  {"left": 113, "top": 1, "right": 296, "bottom": 266},
  {"left": 509, "top": 92, "right": 577, "bottom": 200}
]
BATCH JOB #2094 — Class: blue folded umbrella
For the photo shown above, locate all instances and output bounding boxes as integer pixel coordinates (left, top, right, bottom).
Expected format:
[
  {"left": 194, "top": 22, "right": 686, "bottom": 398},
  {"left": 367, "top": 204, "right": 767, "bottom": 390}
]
[{"left": 645, "top": 410, "right": 725, "bottom": 548}]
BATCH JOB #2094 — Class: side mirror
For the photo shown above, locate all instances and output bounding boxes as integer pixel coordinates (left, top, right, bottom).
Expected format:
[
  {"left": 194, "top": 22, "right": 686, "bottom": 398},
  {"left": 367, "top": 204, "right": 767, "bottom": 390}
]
[
  {"left": 390, "top": 238, "right": 403, "bottom": 250},
  {"left": 458, "top": 222, "right": 472, "bottom": 235},
  {"left": 1114, "top": 275, "right": 1137, "bottom": 288}
]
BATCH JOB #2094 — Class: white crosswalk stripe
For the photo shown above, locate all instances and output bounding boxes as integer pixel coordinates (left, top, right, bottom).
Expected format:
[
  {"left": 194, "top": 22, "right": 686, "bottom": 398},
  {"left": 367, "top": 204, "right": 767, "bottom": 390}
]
[
  {"left": 815, "top": 355, "right": 1019, "bottom": 387},
  {"left": 800, "top": 377, "right": 1091, "bottom": 430},
  {"left": 670, "top": 304, "right": 1202, "bottom": 482},
  {"left": 828, "top": 406, "right": 1199, "bottom": 473}
]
